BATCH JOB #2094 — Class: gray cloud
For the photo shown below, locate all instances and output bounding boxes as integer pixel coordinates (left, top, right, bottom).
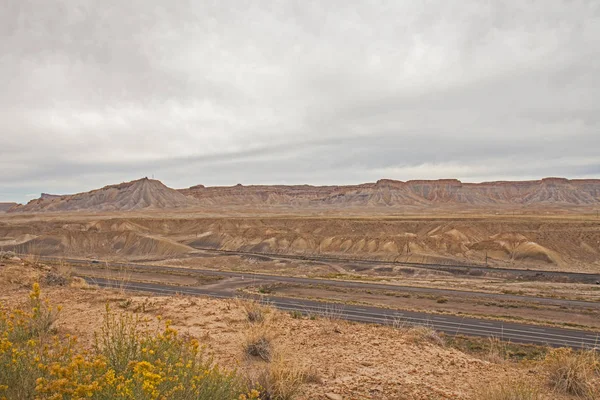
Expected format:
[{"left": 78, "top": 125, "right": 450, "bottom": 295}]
[{"left": 1, "top": 0, "right": 599, "bottom": 202}]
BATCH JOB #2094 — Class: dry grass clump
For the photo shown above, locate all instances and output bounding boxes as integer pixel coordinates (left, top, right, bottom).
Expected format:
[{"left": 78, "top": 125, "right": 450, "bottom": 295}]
[
  {"left": 240, "top": 299, "right": 270, "bottom": 324},
  {"left": 391, "top": 318, "right": 444, "bottom": 346},
  {"left": 240, "top": 303, "right": 321, "bottom": 400},
  {"left": 485, "top": 336, "right": 509, "bottom": 364},
  {"left": 254, "top": 356, "right": 310, "bottom": 400},
  {"left": 0, "top": 284, "right": 260, "bottom": 400},
  {"left": 244, "top": 323, "right": 275, "bottom": 362},
  {"left": 70, "top": 276, "right": 91, "bottom": 289},
  {"left": 544, "top": 347, "right": 599, "bottom": 399},
  {"left": 397, "top": 323, "right": 445, "bottom": 347},
  {"left": 477, "top": 380, "right": 542, "bottom": 400},
  {"left": 247, "top": 352, "right": 322, "bottom": 400}
]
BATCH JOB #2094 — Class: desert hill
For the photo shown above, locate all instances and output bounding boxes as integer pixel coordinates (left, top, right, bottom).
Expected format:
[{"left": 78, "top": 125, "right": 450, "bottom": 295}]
[
  {"left": 8, "top": 177, "right": 600, "bottom": 214},
  {"left": 9, "top": 178, "right": 197, "bottom": 213},
  {"left": 180, "top": 177, "right": 600, "bottom": 208},
  {"left": 0, "top": 203, "right": 17, "bottom": 213},
  {"left": 3, "top": 214, "right": 599, "bottom": 271}
]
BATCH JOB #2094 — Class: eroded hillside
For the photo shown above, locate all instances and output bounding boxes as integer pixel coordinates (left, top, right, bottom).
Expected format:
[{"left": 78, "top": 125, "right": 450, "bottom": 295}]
[
  {"left": 180, "top": 178, "right": 600, "bottom": 208},
  {"left": 9, "top": 178, "right": 197, "bottom": 213},
  {"left": 0, "top": 203, "right": 16, "bottom": 212},
  {"left": 9, "top": 177, "right": 600, "bottom": 214},
  {"left": 2, "top": 215, "right": 600, "bottom": 272}
]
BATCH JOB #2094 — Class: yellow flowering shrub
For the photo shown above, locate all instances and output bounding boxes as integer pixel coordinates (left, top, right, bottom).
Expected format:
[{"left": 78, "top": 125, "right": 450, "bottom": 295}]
[{"left": 0, "top": 284, "right": 260, "bottom": 400}]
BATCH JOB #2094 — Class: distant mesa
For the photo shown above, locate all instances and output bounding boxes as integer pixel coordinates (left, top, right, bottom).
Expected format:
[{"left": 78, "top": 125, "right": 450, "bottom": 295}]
[
  {"left": 180, "top": 177, "right": 600, "bottom": 208},
  {"left": 40, "top": 193, "right": 63, "bottom": 200},
  {"left": 6, "top": 177, "right": 600, "bottom": 213}
]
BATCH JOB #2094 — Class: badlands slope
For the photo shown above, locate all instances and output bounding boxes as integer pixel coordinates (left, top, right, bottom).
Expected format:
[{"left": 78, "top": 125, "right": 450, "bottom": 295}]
[
  {"left": 3, "top": 177, "right": 600, "bottom": 271},
  {"left": 9, "top": 178, "right": 196, "bottom": 213},
  {"left": 180, "top": 177, "right": 600, "bottom": 208},
  {"left": 2, "top": 215, "right": 600, "bottom": 271},
  {"left": 0, "top": 203, "right": 16, "bottom": 212},
  {"left": 8, "top": 177, "right": 600, "bottom": 213}
]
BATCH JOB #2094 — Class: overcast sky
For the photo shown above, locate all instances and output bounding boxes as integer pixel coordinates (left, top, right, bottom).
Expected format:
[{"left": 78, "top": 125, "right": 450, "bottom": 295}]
[{"left": 1, "top": 1, "right": 599, "bottom": 203}]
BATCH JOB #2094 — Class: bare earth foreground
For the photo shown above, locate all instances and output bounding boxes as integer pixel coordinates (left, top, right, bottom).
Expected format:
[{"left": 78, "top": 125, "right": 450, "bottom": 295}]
[{"left": 0, "top": 259, "right": 583, "bottom": 400}]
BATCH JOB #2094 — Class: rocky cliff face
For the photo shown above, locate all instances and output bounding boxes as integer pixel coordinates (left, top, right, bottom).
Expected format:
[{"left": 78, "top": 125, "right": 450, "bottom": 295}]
[
  {"left": 180, "top": 178, "right": 600, "bottom": 207},
  {"left": 9, "top": 177, "right": 600, "bottom": 213}
]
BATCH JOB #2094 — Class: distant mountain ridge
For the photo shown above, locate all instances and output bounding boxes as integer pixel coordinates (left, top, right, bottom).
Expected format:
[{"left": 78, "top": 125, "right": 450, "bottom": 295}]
[
  {"left": 7, "top": 177, "right": 600, "bottom": 213},
  {"left": 180, "top": 177, "right": 600, "bottom": 207},
  {"left": 9, "top": 178, "right": 196, "bottom": 213}
]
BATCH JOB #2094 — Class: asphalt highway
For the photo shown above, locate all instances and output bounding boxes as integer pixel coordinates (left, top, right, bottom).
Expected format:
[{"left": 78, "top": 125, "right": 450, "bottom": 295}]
[
  {"left": 41, "top": 256, "right": 600, "bottom": 309},
  {"left": 189, "top": 247, "right": 600, "bottom": 284},
  {"left": 83, "top": 276, "right": 600, "bottom": 349}
]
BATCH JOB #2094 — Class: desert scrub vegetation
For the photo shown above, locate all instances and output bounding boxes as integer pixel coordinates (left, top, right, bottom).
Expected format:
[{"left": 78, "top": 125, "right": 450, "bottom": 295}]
[
  {"left": 243, "top": 323, "right": 274, "bottom": 362},
  {"left": 445, "top": 335, "right": 548, "bottom": 363},
  {"left": 477, "top": 379, "right": 542, "bottom": 400},
  {"left": 544, "top": 347, "right": 599, "bottom": 399},
  {"left": 391, "top": 318, "right": 445, "bottom": 347},
  {"left": 240, "top": 305, "right": 320, "bottom": 400},
  {"left": 239, "top": 299, "right": 270, "bottom": 324},
  {"left": 0, "top": 283, "right": 259, "bottom": 400},
  {"left": 252, "top": 356, "right": 317, "bottom": 400}
]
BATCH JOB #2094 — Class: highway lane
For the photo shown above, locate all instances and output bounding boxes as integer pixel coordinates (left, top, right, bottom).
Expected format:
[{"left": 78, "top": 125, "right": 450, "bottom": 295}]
[
  {"left": 188, "top": 247, "right": 600, "bottom": 284},
  {"left": 82, "top": 276, "right": 600, "bottom": 349},
  {"left": 22, "top": 249, "right": 600, "bottom": 284},
  {"left": 41, "top": 256, "right": 600, "bottom": 309}
]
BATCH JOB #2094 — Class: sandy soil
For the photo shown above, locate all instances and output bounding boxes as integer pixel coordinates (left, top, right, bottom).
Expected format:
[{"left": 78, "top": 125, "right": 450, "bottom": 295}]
[{"left": 0, "top": 268, "right": 568, "bottom": 400}]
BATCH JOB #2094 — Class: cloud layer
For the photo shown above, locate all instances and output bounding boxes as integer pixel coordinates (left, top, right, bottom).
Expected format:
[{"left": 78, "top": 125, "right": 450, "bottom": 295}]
[{"left": 1, "top": 0, "right": 599, "bottom": 202}]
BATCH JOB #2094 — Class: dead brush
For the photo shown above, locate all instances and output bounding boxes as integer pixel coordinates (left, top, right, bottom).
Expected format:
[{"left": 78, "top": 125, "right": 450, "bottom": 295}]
[
  {"left": 249, "top": 354, "right": 321, "bottom": 400},
  {"left": 243, "top": 323, "right": 274, "bottom": 362},
  {"left": 392, "top": 318, "right": 444, "bottom": 346},
  {"left": 477, "top": 379, "right": 542, "bottom": 400},
  {"left": 544, "top": 347, "right": 599, "bottom": 399},
  {"left": 406, "top": 325, "right": 444, "bottom": 346},
  {"left": 240, "top": 299, "right": 269, "bottom": 323},
  {"left": 69, "top": 276, "right": 91, "bottom": 289},
  {"left": 254, "top": 356, "right": 308, "bottom": 400},
  {"left": 486, "top": 336, "right": 508, "bottom": 364}
]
